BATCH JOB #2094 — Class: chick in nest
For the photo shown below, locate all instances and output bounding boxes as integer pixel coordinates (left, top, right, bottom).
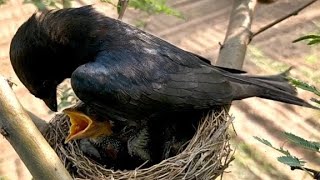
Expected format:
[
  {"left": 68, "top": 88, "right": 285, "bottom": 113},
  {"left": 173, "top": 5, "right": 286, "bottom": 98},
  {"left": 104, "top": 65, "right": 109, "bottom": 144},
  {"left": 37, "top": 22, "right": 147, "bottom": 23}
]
[{"left": 63, "top": 103, "right": 152, "bottom": 170}]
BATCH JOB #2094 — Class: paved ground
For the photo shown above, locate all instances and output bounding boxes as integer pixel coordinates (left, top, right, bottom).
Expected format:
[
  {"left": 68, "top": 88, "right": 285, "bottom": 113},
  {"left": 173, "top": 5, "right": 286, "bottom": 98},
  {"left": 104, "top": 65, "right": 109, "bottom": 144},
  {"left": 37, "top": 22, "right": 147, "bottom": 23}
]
[{"left": 0, "top": 0, "right": 319, "bottom": 179}]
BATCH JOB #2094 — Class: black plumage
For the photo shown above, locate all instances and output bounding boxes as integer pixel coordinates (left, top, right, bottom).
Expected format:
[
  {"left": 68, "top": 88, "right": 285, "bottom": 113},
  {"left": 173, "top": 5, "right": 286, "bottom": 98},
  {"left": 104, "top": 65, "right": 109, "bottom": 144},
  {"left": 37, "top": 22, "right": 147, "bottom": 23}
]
[
  {"left": 9, "top": 5, "right": 319, "bottom": 163},
  {"left": 10, "top": 6, "right": 316, "bottom": 117}
]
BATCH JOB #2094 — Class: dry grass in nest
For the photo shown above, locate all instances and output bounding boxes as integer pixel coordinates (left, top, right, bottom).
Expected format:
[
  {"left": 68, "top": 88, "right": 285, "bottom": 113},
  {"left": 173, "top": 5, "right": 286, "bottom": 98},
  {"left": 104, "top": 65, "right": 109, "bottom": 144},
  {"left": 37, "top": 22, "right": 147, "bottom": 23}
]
[{"left": 43, "top": 108, "right": 234, "bottom": 179}]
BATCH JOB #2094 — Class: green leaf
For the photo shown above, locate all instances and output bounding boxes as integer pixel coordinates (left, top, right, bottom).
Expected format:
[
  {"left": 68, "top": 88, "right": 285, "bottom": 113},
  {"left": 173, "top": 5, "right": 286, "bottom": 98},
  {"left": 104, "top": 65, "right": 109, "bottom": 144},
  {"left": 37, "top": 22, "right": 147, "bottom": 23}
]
[
  {"left": 100, "top": 0, "right": 117, "bottom": 6},
  {"left": 288, "top": 77, "right": 320, "bottom": 97},
  {"left": 254, "top": 136, "right": 273, "bottom": 147},
  {"left": 128, "top": 0, "right": 183, "bottom": 18},
  {"left": 23, "top": 0, "right": 47, "bottom": 10},
  {"left": 293, "top": 35, "right": 320, "bottom": 43},
  {"left": 311, "top": 141, "right": 320, "bottom": 149},
  {"left": 278, "top": 147, "right": 291, "bottom": 156},
  {"left": 284, "top": 132, "right": 319, "bottom": 152},
  {"left": 254, "top": 136, "right": 291, "bottom": 155},
  {"left": 277, "top": 156, "right": 305, "bottom": 167},
  {"left": 307, "top": 38, "right": 320, "bottom": 45}
]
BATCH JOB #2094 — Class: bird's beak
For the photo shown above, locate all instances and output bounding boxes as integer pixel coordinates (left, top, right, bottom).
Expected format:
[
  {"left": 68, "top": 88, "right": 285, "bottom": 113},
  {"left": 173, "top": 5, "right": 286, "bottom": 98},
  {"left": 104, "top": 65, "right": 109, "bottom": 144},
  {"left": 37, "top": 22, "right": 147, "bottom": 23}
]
[
  {"left": 43, "top": 92, "right": 58, "bottom": 112},
  {"left": 63, "top": 108, "right": 113, "bottom": 144}
]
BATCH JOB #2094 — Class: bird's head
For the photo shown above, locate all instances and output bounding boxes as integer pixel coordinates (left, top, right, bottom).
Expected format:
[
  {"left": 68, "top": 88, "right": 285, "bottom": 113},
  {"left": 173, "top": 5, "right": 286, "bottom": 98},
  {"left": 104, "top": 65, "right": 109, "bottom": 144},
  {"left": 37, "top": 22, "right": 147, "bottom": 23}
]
[
  {"left": 9, "top": 22, "right": 63, "bottom": 111},
  {"left": 9, "top": 6, "right": 107, "bottom": 111}
]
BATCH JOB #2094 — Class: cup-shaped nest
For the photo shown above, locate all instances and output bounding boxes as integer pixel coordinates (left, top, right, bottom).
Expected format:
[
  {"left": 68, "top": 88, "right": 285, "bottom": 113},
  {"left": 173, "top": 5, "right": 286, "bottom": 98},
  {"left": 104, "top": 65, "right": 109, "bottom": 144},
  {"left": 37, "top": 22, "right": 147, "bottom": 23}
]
[{"left": 43, "top": 108, "right": 234, "bottom": 180}]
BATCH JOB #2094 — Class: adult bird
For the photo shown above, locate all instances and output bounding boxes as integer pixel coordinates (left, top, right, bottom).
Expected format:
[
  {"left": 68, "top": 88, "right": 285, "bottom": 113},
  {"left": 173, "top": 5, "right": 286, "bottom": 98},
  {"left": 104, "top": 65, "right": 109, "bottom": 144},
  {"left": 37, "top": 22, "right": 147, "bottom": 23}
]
[{"left": 10, "top": 6, "right": 318, "bottom": 145}]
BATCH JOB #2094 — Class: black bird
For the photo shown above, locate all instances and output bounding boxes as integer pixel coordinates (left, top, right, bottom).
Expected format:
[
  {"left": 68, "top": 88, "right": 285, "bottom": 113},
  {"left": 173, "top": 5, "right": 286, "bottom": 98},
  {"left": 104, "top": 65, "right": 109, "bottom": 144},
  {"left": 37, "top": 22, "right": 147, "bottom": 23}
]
[{"left": 9, "top": 6, "right": 318, "bottom": 143}]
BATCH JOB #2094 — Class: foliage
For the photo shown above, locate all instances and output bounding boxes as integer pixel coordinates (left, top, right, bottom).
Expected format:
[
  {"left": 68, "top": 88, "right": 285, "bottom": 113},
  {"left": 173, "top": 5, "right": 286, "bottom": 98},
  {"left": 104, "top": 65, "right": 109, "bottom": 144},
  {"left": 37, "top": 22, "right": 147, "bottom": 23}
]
[
  {"left": 289, "top": 32, "right": 320, "bottom": 106},
  {"left": 23, "top": 0, "right": 72, "bottom": 10},
  {"left": 289, "top": 78, "right": 320, "bottom": 96},
  {"left": 288, "top": 77, "right": 320, "bottom": 105},
  {"left": 101, "top": 0, "right": 182, "bottom": 17},
  {"left": 254, "top": 136, "right": 290, "bottom": 156},
  {"left": 254, "top": 133, "right": 320, "bottom": 179},
  {"left": 128, "top": 0, "right": 182, "bottom": 18},
  {"left": 0, "top": 0, "right": 6, "bottom": 5},
  {"left": 283, "top": 132, "right": 320, "bottom": 151},
  {"left": 277, "top": 156, "right": 305, "bottom": 167},
  {"left": 102, "top": 0, "right": 183, "bottom": 18},
  {"left": 57, "top": 83, "right": 78, "bottom": 111},
  {"left": 21, "top": 0, "right": 183, "bottom": 18},
  {"left": 254, "top": 32, "right": 320, "bottom": 179},
  {"left": 293, "top": 34, "right": 320, "bottom": 45},
  {"left": 254, "top": 132, "right": 319, "bottom": 169}
]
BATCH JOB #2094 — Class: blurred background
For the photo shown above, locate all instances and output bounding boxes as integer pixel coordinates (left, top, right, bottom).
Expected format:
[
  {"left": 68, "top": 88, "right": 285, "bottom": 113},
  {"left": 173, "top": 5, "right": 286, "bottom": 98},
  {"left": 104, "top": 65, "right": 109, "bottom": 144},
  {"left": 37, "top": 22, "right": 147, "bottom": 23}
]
[{"left": 0, "top": 0, "right": 319, "bottom": 179}]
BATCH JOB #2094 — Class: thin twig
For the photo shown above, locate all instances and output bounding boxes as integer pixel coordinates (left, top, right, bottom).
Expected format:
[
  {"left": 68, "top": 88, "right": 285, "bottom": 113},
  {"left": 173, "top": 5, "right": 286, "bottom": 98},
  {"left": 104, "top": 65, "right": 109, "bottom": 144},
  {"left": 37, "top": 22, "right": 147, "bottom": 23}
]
[
  {"left": 117, "top": 0, "right": 129, "bottom": 20},
  {"left": 252, "top": 0, "right": 318, "bottom": 37},
  {"left": 291, "top": 166, "right": 320, "bottom": 179}
]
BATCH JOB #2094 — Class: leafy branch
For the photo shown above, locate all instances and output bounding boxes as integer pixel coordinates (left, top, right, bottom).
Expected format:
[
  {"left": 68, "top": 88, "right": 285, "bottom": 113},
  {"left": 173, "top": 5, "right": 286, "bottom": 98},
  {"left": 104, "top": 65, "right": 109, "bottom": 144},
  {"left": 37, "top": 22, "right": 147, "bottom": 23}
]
[
  {"left": 254, "top": 132, "right": 320, "bottom": 179},
  {"left": 253, "top": 136, "right": 291, "bottom": 156},
  {"left": 283, "top": 132, "right": 320, "bottom": 152},
  {"left": 288, "top": 77, "right": 320, "bottom": 96},
  {"left": 287, "top": 77, "right": 320, "bottom": 105}
]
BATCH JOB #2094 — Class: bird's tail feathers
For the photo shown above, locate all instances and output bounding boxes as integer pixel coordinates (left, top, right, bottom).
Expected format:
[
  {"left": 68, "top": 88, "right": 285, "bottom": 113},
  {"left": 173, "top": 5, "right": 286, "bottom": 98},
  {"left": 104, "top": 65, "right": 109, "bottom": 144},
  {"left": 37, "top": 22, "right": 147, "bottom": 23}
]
[{"left": 228, "top": 67, "right": 319, "bottom": 110}]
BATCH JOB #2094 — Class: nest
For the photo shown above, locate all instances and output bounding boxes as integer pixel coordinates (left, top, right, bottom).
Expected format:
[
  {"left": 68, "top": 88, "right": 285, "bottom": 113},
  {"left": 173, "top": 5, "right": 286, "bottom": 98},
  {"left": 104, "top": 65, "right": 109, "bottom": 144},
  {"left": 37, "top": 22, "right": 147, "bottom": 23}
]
[{"left": 43, "top": 108, "right": 234, "bottom": 179}]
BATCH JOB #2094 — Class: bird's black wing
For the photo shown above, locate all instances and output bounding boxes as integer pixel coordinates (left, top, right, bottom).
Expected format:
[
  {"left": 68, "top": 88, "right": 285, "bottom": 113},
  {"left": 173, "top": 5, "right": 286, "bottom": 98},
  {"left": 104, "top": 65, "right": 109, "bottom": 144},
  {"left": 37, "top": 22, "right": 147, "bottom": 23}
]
[{"left": 70, "top": 46, "right": 234, "bottom": 121}]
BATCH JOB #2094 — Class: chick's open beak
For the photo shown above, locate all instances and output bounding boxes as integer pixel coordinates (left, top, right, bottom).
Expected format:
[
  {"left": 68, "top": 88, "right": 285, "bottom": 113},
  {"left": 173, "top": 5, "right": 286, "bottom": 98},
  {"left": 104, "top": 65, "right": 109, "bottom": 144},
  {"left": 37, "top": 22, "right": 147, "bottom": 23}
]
[{"left": 63, "top": 108, "right": 113, "bottom": 143}]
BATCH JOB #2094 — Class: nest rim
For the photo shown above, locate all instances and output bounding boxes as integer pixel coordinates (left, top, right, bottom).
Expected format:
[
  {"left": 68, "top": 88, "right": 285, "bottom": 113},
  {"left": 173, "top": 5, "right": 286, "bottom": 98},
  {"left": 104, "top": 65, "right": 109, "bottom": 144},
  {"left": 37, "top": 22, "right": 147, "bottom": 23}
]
[{"left": 44, "top": 108, "right": 234, "bottom": 180}]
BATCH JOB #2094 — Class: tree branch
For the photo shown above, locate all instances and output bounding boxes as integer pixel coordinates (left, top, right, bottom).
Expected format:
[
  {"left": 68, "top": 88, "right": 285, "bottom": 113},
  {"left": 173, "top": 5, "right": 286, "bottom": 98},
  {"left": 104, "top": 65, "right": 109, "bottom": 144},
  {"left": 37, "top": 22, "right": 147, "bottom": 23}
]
[
  {"left": 0, "top": 76, "right": 72, "bottom": 180},
  {"left": 25, "top": 109, "right": 48, "bottom": 133},
  {"left": 291, "top": 166, "right": 320, "bottom": 179},
  {"left": 253, "top": 0, "right": 318, "bottom": 38},
  {"left": 216, "top": 0, "right": 258, "bottom": 69},
  {"left": 117, "top": 0, "right": 129, "bottom": 20}
]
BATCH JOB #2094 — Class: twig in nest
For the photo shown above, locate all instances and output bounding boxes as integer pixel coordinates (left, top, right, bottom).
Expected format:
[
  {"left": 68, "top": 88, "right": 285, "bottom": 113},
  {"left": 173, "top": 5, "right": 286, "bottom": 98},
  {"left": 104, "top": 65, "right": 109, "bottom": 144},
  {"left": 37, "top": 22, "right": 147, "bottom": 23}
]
[
  {"left": 252, "top": 0, "right": 318, "bottom": 38},
  {"left": 117, "top": 0, "right": 129, "bottom": 20},
  {"left": 291, "top": 166, "right": 320, "bottom": 179}
]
